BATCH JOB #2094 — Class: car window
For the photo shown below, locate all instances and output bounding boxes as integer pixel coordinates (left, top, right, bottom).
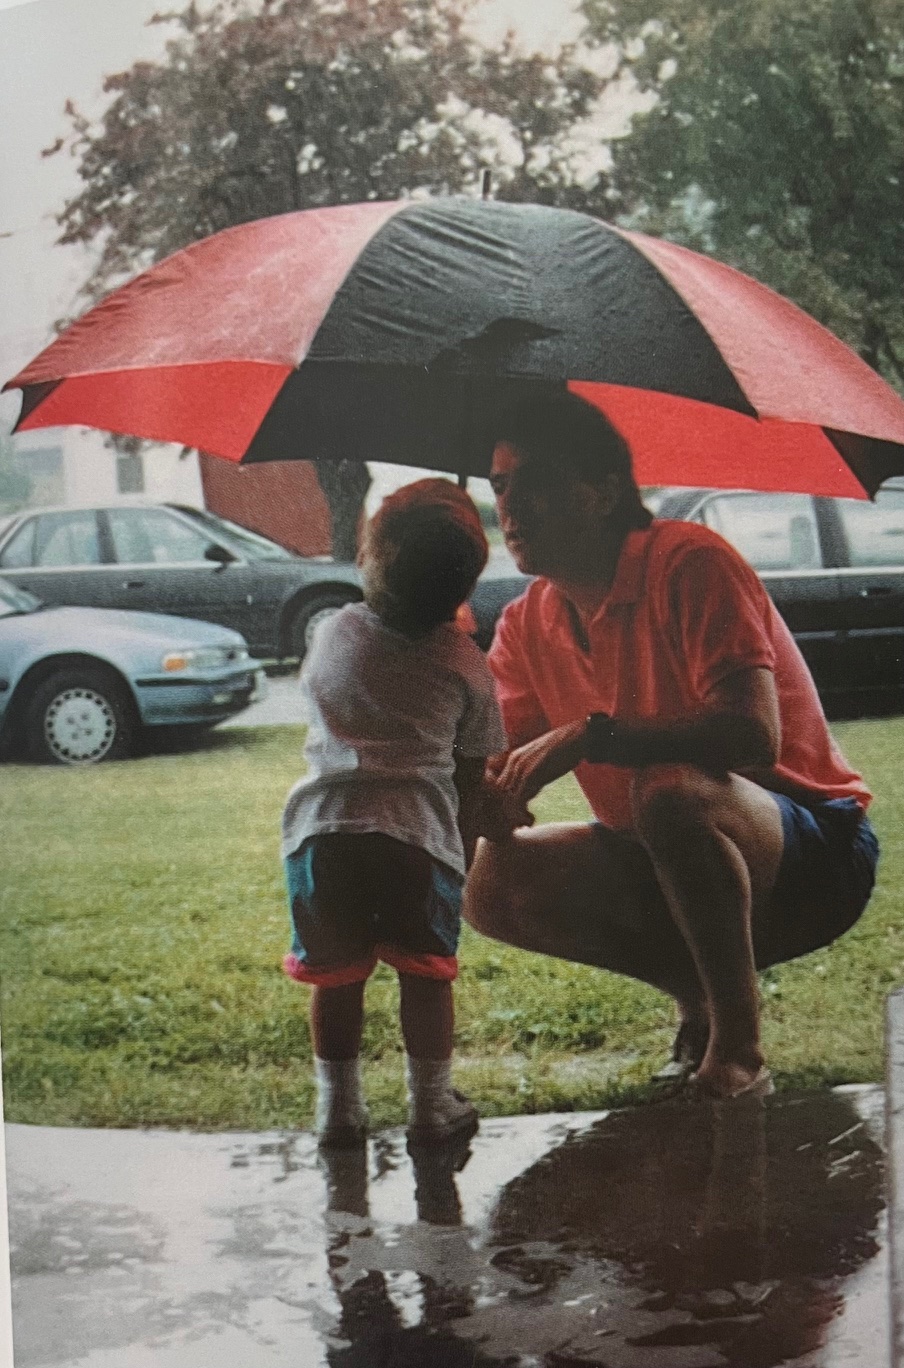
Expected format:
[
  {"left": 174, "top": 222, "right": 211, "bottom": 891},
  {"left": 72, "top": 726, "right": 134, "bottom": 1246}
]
[
  {"left": 835, "top": 488, "right": 904, "bottom": 568},
  {"left": 700, "top": 493, "right": 822, "bottom": 571},
  {"left": 178, "top": 507, "right": 295, "bottom": 561},
  {"left": 34, "top": 511, "right": 102, "bottom": 567},
  {"left": 0, "top": 519, "right": 36, "bottom": 569},
  {"left": 107, "top": 507, "right": 213, "bottom": 564}
]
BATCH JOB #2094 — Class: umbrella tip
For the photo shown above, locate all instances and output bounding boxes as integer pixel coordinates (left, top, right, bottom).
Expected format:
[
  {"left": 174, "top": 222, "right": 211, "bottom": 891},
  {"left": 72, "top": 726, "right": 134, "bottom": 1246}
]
[{"left": 480, "top": 168, "right": 492, "bottom": 201}]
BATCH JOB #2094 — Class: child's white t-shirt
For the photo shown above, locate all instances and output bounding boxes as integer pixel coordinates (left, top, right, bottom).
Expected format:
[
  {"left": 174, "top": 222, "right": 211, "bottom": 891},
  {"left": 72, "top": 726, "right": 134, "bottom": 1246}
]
[{"left": 280, "top": 602, "right": 507, "bottom": 876}]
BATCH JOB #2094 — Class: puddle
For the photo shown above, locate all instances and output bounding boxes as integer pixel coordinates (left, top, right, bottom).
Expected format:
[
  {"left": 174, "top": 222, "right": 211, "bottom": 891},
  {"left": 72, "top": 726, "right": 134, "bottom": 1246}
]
[{"left": 7, "top": 1088, "right": 887, "bottom": 1367}]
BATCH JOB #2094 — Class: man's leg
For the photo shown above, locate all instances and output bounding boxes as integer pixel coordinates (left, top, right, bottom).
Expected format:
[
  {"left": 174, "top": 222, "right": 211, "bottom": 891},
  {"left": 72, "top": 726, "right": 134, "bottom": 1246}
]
[
  {"left": 463, "top": 820, "right": 708, "bottom": 1025},
  {"left": 630, "top": 766, "right": 784, "bottom": 1098},
  {"left": 464, "top": 768, "right": 785, "bottom": 1098}
]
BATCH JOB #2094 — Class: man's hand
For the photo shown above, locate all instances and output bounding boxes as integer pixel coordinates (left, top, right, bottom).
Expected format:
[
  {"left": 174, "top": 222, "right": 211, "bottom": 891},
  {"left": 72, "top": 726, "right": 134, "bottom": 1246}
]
[
  {"left": 488, "top": 720, "right": 587, "bottom": 804},
  {"left": 477, "top": 786, "right": 536, "bottom": 842}
]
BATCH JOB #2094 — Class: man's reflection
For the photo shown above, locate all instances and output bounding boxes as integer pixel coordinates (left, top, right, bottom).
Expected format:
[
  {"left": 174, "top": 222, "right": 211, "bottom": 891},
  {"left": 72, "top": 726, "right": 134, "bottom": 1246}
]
[{"left": 490, "top": 1091, "right": 882, "bottom": 1365}]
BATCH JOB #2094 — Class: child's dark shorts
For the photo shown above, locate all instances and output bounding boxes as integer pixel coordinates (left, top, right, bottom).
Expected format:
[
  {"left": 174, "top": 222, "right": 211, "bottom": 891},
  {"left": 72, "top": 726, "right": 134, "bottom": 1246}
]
[
  {"left": 283, "top": 832, "right": 463, "bottom": 987},
  {"left": 754, "top": 795, "right": 879, "bottom": 966}
]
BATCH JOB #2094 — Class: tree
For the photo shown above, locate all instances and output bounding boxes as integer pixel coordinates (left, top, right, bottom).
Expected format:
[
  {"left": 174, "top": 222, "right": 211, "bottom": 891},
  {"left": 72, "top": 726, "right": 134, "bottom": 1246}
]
[
  {"left": 48, "top": 0, "right": 606, "bottom": 554},
  {"left": 583, "top": 0, "right": 904, "bottom": 388}
]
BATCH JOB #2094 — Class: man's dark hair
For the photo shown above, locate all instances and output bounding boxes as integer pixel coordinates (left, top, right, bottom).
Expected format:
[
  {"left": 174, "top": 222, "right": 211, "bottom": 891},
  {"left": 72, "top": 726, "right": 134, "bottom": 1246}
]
[
  {"left": 364, "top": 479, "right": 489, "bottom": 637},
  {"left": 489, "top": 389, "right": 652, "bottom": 530}
]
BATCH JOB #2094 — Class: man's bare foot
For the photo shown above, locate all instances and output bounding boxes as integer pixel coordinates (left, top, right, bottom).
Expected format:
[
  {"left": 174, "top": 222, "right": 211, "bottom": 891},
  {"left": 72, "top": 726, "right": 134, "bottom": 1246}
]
[{"left": 689, "top": 1057, "right": 772, "bottom": 1100}]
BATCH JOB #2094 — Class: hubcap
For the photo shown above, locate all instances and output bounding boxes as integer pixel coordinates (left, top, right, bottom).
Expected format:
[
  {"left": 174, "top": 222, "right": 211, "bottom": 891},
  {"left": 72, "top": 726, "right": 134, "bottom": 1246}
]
[{"left": 44, "top": 687, "right": 117, "bottom": 764}]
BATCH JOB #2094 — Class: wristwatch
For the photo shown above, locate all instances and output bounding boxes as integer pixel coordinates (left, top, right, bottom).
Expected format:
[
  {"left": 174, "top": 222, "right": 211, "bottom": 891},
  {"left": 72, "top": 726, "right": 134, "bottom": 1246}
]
[{"left": 584, "top": 711, "right": 617, "bottom": 763}]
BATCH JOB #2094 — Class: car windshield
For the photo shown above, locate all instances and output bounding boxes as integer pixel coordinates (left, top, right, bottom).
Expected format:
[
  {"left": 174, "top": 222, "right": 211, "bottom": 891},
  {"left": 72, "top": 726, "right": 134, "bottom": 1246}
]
[
  {"left": 176, "top": 507, "right": 298, "bottom": 561},
  {"left": 0, "top": 580, "right": 41, "bottom": 617}
]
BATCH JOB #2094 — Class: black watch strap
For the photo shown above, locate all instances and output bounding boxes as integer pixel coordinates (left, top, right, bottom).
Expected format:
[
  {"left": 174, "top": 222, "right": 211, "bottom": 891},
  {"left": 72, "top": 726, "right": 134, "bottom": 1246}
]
[{"left": 584, "top": 711, "right": 616, "bottom": 763}]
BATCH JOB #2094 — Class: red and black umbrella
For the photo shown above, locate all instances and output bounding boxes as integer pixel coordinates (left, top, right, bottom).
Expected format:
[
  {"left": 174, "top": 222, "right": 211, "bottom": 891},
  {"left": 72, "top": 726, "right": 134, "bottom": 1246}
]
[{"left": 6, "top": 198, "right": 904, "bottom": 496}]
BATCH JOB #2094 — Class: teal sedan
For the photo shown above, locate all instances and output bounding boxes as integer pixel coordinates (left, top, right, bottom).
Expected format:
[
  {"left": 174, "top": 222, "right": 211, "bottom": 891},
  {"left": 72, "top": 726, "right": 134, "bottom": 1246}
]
[{"left": 0, "top": 580, "right": 263, "bottom": 764}]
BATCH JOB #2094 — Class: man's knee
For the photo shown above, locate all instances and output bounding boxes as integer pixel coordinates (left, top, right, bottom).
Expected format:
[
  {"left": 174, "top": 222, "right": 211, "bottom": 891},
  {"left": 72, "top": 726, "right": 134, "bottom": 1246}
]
[
  {"left": 631, "top": 764, "right": 722, "bottom": 846},
  {"left": 462, "top": 839, "right": 535, "bottom": 943},
  {"left": 463, "top": 826, "right": 605, "bottom": 951}
]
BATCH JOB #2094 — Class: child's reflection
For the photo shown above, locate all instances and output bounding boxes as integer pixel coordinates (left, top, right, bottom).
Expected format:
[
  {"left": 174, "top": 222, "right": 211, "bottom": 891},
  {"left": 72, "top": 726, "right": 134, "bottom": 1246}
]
[{"left": 319, "top": 1136, "right": 487, "bottom": 1366}]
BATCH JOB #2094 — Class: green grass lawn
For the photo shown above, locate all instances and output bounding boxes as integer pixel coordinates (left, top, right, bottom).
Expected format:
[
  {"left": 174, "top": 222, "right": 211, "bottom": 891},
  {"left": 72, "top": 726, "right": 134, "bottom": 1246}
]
[{"left": 2, "top": 717, "right": 903, "bottom": 1131}]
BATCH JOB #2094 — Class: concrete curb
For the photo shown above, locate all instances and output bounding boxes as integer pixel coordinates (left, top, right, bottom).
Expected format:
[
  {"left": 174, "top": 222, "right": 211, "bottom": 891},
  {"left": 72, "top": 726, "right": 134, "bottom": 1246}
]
[{"left": 887, "top": 987, "right": 904, "bottom": 1367}]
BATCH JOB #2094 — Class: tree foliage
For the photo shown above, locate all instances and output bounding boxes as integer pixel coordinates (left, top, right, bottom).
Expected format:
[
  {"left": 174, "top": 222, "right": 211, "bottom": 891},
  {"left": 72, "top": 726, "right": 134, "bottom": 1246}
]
[
  {"left": 49, "top": 0, "right": 604, "bottom": 548},
  {"left": 53, "top": 0, "right": 603, "bottom": 301},
  {"left": 585, "top": 0, "right": 904, "bottom": 386}
]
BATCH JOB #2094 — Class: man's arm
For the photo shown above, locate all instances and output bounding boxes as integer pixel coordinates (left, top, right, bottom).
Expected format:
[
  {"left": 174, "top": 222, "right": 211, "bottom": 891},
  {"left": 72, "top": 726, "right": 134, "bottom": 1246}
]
[{"left": 491, "top": 666, "right": 782, "bottom": 804}]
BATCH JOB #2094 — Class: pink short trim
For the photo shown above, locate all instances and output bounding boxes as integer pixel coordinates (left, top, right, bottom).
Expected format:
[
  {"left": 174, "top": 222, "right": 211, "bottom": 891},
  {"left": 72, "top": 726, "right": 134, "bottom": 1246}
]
[
  {"left": 376, "top": 946, "right": 459, "bottom": 980},
  {"left": 282, "top": 953, "right": 377, "bottom": 987},
  {"left": 282, "top": 949, "right": 457, "bottom": 986}
]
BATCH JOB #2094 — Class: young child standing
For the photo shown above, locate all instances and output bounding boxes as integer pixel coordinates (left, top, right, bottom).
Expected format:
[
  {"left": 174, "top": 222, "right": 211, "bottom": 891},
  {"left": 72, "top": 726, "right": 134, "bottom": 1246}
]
[{"left": 281, "top": 480, "right": 507, "bottom": 1147}]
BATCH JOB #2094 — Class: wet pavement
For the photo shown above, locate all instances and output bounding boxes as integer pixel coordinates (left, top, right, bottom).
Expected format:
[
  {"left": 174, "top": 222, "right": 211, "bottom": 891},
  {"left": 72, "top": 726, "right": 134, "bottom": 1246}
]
[{"left": 7, "top": 1085, "right": 887, "bottom": 1367}]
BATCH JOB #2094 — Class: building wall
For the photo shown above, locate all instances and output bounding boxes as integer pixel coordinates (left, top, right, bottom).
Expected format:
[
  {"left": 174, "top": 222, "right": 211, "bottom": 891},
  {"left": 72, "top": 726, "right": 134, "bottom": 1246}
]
[
  {"left": 9, "top": 428, "right": 205, "bottom": 508},
  {"left": 7, "top": 428, "right": 333, "bottom": 556},
  {"left": 199, "top": 455, "right": 332, "bottom": 556}
]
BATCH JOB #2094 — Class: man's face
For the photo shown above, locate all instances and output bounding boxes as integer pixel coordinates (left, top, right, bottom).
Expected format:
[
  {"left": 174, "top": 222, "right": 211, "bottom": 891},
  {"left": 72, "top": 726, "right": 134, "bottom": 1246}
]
[{"left": 489, "top": 440, "right": 597, "bottom": 578}]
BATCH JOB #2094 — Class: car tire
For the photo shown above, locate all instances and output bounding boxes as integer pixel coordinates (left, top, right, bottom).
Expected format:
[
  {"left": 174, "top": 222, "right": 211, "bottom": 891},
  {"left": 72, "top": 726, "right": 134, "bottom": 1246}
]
[
  {"left": 289, "top": 590, "right": 359, "bottom": 660},
  {"left": 24, "top": 666, "right": 135, "bottom": 765}
]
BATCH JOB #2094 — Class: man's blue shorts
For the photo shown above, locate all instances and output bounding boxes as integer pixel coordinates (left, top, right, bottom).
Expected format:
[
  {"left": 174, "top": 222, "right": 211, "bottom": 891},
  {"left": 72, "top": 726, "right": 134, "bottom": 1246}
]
[
  {"left": 756, "top": 794, "right": 879, "bottom": 965},
  {"left": 282, "top": 832, "right": 463, "bottom": 987}
]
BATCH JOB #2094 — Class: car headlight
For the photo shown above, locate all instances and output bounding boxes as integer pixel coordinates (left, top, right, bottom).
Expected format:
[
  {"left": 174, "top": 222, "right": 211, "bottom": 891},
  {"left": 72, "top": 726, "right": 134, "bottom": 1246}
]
[{"left": 161, "top": 646, "right": 250, "bottom": 672}]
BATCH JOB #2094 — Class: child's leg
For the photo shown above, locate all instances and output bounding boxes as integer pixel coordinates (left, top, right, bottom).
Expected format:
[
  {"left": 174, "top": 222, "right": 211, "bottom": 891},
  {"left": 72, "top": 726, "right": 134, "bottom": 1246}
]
[
  {"left": 399, "top": 974, "right": 453, "bottom": 1060},
  {"left": 311, "top": 981, "right": 366, "bottom": 1060},
  {"left": 284, "top": 836, "right": 381, "bottom": 1147},
  {"left": 309, "top": 981, "right": 368, "bottom": 1147},
  {"left": 399, "top": 973, "right": 477, "bottom": 1143}
]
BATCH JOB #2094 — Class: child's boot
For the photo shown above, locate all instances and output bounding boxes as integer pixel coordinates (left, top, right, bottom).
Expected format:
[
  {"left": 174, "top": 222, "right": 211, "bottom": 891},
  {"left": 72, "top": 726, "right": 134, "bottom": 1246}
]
[
  {"left": 406, "top": 1056, "right": 478, "bottom": 1147},
  {"left": 314, "top": 1057, "right": 368, "bottom": 1148}
]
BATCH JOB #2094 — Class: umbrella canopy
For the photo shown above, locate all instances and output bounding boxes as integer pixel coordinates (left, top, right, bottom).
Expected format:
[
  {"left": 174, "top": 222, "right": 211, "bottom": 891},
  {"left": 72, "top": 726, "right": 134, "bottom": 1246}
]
[{"left": 6, "top": 199, "right": 904, "bottom": 496}]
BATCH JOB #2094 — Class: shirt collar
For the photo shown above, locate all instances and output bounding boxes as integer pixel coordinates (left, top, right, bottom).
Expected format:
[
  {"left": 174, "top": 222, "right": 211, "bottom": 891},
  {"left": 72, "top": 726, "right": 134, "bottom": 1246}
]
[
  {"left": 545, "top": 524, "right": 652, "bottom": 619},
  {"left": 606, "top": 526, "right": 652, "bottom": 607}
]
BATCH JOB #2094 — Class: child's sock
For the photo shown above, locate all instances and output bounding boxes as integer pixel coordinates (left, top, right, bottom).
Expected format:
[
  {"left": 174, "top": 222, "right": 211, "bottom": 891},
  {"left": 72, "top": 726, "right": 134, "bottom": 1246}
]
[
  {"left": 405, "top": 1055, "right": 478, "bottom": 1140},
  {"left": 314, "top": 1056, "right": 368, "bottom": 1144}
]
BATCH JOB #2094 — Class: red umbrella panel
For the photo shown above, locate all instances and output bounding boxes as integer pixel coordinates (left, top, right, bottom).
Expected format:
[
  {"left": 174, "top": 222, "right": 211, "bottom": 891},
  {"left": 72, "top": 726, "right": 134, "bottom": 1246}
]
[{"left": 6, "top": 199, "right": 904, "bottom": 497}]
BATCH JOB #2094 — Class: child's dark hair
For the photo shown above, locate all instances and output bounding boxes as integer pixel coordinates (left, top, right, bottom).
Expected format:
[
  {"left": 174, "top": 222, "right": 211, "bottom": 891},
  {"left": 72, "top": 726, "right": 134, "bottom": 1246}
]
[
  {"left": 489, "top": 389, "right": 652, "bottom": 531},
  {"left": 363, "top": 479, "right": 489, "bottom": 637}
]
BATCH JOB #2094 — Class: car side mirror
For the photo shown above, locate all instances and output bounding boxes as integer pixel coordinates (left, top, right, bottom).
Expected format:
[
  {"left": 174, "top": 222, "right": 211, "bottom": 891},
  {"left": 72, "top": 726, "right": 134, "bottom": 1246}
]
[{"left": 204, "top": 543, "right": 237, "bottom": 569}]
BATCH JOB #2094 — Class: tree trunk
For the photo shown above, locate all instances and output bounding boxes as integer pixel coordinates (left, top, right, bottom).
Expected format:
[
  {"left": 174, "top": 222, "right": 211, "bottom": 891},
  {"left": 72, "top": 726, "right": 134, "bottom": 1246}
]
[{"left": 315, "top": 460, "right": 372, "bottom": 562}]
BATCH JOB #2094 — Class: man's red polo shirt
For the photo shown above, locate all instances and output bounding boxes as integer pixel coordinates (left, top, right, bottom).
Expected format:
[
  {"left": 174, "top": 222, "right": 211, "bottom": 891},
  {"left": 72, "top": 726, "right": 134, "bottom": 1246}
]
[{"left": 488, "top": 519, "right": 871, "bottom": 832}]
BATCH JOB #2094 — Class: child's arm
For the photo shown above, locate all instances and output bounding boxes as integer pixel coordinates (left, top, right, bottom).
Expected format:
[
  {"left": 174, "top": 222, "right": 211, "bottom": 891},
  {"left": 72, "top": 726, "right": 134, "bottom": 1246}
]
[{"left": 454, "top": 755, "right": 533, "bottom": 869}]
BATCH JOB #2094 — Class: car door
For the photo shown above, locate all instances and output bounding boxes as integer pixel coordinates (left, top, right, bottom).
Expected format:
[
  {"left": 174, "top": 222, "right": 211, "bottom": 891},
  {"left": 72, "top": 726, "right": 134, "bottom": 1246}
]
[
  {"left": 824, "top": 484, "right": 904, "bottom": 694},
  {"left": 0, "top": 509, "right": 125, "bottom": 609},
  {"left": 101, "top": 504, "right": 266, "bottom": 639},
  {"left": 695, "top": 491, "right": 844, "bottom": 696}
]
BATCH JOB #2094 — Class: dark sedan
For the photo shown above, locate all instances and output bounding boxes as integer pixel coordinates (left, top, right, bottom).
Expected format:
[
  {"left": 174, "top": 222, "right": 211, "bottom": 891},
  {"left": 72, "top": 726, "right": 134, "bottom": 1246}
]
[
  {"left": 469, "top": 481, "right": 904, "bottom": 707},
  {"left": 0, "top": 502, "right": 361, "bottom": 661}
]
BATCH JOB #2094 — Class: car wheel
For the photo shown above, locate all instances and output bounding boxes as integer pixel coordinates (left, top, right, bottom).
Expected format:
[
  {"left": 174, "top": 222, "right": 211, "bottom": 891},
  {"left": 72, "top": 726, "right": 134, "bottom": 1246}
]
[
  {"left": 25, "top": 666, "right": 135, "bottom": 765},
  {"left": 289, "top": 590, "right": 359, "bottom": 660}
]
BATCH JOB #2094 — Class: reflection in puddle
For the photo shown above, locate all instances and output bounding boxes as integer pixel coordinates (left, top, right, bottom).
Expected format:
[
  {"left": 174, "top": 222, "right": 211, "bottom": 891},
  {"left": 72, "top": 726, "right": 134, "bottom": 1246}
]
[
  {"left": 320, "top": 1090, "right": 885, "bottom": 1367},
  {"left": 8, "top": 1088, "right": 887, "bottom": 1367}
]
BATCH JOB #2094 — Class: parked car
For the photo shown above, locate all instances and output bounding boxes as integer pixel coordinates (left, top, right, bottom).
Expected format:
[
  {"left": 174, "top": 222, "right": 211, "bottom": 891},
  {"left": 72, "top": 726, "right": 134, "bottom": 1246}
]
[
  {"left": 469, "top": 481, "right": 904, "bottom": 707},
  {"left": 0, "top": 578, "right": 263, "bottom": 764},
  {"left": 0, "top": 502, "right": 362, "bottom": 661}
]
